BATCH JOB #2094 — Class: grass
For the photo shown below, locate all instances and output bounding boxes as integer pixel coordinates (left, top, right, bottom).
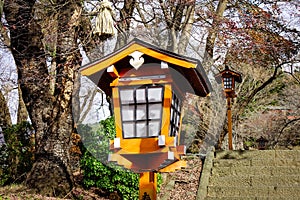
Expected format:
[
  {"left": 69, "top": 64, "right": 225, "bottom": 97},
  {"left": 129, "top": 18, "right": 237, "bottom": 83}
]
[
  {"left": 0, "top": 184, "right": 108, "bottom": 200},
  {"left": 0, "top": 184, "right": 64, "bottom": 199}
]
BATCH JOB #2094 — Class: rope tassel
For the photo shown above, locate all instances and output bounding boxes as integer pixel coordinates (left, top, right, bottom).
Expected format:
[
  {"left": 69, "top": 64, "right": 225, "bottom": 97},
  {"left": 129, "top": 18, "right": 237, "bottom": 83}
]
[{"left": 94, "top": 0, "right": 114, "bottom": 39}]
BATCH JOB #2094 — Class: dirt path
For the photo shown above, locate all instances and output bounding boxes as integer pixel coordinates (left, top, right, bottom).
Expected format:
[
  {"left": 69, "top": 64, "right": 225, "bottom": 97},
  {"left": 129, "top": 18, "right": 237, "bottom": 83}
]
[{"left": 158, "top": 157, "right": 202, "bottom": 200}]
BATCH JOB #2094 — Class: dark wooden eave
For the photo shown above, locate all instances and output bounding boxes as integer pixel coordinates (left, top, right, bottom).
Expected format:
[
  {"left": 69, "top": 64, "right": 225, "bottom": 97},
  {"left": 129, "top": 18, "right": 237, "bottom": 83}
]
[
  {"left": 215, "top": 66, "right": 242, "bottom": 84},
  {"left": 80, "top": 38, "right": 212, "bottom": 97}
]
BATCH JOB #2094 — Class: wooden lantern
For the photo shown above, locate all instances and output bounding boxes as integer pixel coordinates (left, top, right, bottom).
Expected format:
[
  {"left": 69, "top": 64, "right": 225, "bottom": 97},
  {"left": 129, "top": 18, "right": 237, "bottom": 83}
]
[
  {"left": 215, "top": 66, "right": 242, "bottom": 98},
  {"left": 80, "top": 38, "right": 212, "bottom": 199}
]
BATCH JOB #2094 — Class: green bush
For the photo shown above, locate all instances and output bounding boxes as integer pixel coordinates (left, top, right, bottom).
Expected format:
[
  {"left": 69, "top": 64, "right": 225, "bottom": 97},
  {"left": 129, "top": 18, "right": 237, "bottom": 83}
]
[
  {"left": 81, "top": 154, "right": 139, "bottom": 199},
  {"left": 79, "top": 117, "right": 139, "bottom": 199},
  {"left": 79, "top": 117, "right": 162, "bottom": 199},
  {"left": 0, "top": 122, "right": 34, "bottom": 186}
]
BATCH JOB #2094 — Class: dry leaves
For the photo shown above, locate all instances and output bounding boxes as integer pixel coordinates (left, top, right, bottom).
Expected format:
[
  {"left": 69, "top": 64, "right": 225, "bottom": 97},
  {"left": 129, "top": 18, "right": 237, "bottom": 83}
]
[{"left": 158, "top": 157, "right": 202, "bottom": 200}]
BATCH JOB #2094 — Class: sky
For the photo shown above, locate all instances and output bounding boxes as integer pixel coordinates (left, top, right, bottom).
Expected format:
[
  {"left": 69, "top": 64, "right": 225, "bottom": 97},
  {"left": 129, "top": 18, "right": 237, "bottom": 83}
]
[{"left": 0, "top": 48, "right": 18, "bottom": 124}]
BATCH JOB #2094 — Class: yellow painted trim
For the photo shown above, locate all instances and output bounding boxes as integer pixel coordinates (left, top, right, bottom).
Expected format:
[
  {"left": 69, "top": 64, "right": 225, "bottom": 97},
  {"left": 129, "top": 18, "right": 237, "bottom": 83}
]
[
  {"left": 158, "top": 160, "right": 186, "bottom": 172},
  {"left": 121, "top": 138, "right": 159, "bottom": 153},
  {"left": 110, "top": 79, "right": 171, "bottom": 87},
  {"left": 112, "top": 88, "right": 122, "bottom": 138},
  {"left": 161, "top": 84, "right": 172, "bottom": 139},
  {"left": 111, "top": 143, "right": 173, "bottom": 155},
  {"left": 138, "top": 47, "right": 197, "bottom": 69},
  {"left": 80, "top": 43, "right": 197, "bottom": 76},
  {"left": 109, "top": 154, "right": 133, "bottom": 169},
  {"left": 177, "top": 107, "right": 184, "bottom": 146},
  {"left": 110, "top": 78, "right": 119, "bottom": 87}
]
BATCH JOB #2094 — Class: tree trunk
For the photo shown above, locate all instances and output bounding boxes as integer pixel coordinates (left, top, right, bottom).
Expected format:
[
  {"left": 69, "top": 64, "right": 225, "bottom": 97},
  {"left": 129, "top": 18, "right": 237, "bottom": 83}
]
[
  {"left": 17, "top": 84, "right": 28, "bottom": 123},
  {"left": 204, "top": 0, "right": 228, "bottom": 59},
  {"left": 159, "top": 0, "right": 196, "bottom": 54},
  {"left": 4, "top": 0, "right": 82, "bottom": 196},
  {"left": 0, "top": 89, "right": 11, "bottom": 128},
  {"left": 178, "top": 4, "right": 195, "bottom": 55}
]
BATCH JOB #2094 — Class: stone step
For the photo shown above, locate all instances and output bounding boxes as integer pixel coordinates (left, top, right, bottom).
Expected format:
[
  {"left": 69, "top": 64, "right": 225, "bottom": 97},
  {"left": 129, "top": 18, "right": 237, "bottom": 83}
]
[
  {"left": 207, "top": 186, "right": 300, "bottom": 198},
  {"left": 200, "top": 150, "right": 300, "bottom": 200},
  {"left": 209, "top": 175, "right": 300, "bottom": 187},
  {"left": 251, "top": 158, "right": 300, "bottom": 167},
  {"left": 215, "top": 150, "right": 275, "bottom": 160},
  {"left": 205, "top": 197, "right": 300, "bottom": 200},
  {"left": 215, "top": 150, "right": 300, "bottom": 160},
  {"left": 213, "top": 158, "right": 300, "bottom": 167},
  {"left": 275, "top": 150, "right": 300, "bottom": 160},
  {"left": 212, "top": 166, "right": 300, "bottom": 177}
]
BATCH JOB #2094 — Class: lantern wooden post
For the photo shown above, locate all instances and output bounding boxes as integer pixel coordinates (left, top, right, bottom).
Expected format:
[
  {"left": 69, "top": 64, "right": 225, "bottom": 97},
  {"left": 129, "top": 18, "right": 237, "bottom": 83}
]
[
  {"left": 139, "top": 172, "right": 157, "bottom": 200},
  {"left": 215, "top": 66, "right": 242, "bottom": 150},
  {"left": 227, "top": 97, "right": 233, "bottom": 150}
]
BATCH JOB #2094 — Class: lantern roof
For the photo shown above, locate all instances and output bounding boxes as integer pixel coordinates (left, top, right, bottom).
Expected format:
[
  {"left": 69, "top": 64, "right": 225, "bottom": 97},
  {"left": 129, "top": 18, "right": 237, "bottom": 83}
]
[
  {"left": 80, "top": 38, "right": 212, "bottom": 97},
  {"left": 214, "top": 65, "right": 242, "bottom": 84}
]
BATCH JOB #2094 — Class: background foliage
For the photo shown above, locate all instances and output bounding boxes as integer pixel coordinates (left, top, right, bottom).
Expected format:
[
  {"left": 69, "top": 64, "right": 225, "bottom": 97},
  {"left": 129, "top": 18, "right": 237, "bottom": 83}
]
[{"left": 0, "top": 122, "right": 34, "bottom": 186}]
